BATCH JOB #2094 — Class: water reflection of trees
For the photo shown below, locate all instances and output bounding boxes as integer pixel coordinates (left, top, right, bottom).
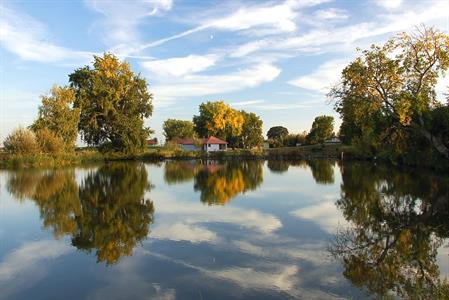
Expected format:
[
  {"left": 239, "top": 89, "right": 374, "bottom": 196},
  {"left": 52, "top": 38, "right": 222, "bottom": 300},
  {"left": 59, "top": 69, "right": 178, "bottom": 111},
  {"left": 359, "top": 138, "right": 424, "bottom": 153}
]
[
  {"left": 307, "top": 160, "right": 335, "bottom": 184},
  {"left": 164, "top": 160, "right": 263, "bottom": 205},
  {"left": 330, "top": 163, "right": 449, "bottom": 299},
  {"left": 7, "top": 163, "right": 154, "bottom": 265}
]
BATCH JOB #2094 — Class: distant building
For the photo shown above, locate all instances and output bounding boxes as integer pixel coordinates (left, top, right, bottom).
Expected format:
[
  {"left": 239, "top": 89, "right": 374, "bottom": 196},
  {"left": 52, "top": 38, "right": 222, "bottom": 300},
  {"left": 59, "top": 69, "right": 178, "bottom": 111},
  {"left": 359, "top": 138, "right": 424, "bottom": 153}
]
[
  {"left": 171, "top": 136, "right": 228, "bottom": 152},
  {"left": 147, "top": 138, "right": 158, "bottom": 146},
  {"left": 324, "top": 137, "right": 341, "bottom": 144}
]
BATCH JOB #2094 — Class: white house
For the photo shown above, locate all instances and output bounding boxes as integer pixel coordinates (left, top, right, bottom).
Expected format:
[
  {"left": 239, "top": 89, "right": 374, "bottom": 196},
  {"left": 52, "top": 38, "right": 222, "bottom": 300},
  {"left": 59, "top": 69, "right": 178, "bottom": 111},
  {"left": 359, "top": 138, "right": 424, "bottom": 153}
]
[{"left": 171, "top": 136, "right": 228, "bottom": 152}]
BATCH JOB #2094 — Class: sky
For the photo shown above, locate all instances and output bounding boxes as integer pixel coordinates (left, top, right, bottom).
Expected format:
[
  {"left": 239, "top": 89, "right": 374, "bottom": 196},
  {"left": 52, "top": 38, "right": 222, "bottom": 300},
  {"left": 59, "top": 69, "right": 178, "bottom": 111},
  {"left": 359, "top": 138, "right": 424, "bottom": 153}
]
[{"left": 1, "top": 0, "right": 449, "bottom": 143}]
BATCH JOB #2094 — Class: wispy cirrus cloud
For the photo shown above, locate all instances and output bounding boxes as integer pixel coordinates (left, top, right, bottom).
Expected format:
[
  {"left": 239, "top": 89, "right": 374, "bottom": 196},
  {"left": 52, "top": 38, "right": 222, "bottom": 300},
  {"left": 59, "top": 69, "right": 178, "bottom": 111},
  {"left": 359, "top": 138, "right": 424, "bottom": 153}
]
[
  {"left": 0, "top": 5, "right": 93, "bottom": 64},
  {"left": 137, "top": 0, "right": 330, "bottom": 51},
  {"left": 141, "top": 54, "right": 220, "bottom": 77},
  {"left": 152, "top": 63, "right": 281, "bottom": 106},
  {"left": 288, "top": 59, "right": 349, "bottom": 93}
]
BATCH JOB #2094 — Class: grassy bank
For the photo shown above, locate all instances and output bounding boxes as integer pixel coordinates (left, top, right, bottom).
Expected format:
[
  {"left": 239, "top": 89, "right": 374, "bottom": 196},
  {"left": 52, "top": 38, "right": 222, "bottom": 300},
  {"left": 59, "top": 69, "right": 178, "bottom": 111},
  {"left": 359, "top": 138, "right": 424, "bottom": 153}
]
[
  {"left": 2, "top": 144, "right": 446, "bottom": 171},
  {"left": 0, "top": 144, "right": 350, "bottom": 169}
]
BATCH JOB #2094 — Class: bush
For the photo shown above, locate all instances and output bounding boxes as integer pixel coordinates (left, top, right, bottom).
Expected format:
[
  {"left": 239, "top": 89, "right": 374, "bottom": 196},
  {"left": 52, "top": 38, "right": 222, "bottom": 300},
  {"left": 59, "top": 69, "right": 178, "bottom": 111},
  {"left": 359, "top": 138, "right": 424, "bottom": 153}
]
[
  {"left": 3, "top": 128, "right": 39, "bottom": 154},
  {"left": 35, "top": 128, "right": 65, "bottom": 154}
]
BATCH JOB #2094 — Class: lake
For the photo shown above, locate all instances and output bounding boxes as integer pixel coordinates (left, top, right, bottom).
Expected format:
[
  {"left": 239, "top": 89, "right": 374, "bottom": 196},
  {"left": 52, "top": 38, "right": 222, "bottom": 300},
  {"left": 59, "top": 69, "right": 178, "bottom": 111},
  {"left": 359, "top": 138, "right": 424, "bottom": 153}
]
[{"left": 0, "top": 160, "right": 448, "bottom": 299}]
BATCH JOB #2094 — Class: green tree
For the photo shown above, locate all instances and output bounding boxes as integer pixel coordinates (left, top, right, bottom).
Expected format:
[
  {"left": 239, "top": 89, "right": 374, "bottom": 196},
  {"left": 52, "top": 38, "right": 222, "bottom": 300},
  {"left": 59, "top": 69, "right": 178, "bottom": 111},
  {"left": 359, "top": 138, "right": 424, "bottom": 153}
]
[
  {"left": 69, "top": 53, "right": 153, "bottom": 153},
  {"left": 193, "top": 101, "right": 244, "bottom": 146},
  {"left": 283, "top": 131, "right": 308, "bottom": 147},
  {"left": 30, "top": 85, "right": 80, "bottom": 150},
  {"left": 266, "top": 126, "right": 288, "bottom": 147},
  {"left": 237, "top": 111, "right": 263, "bottom": 149},
  {"left": 163, "top": 119, "right": 196, "bottom": 141},
  {"left": 307, "top": 115, "right": 334, "bottom": 144},
  {"left": 330, "top": 26, "right": 449, "bottom": 159}
]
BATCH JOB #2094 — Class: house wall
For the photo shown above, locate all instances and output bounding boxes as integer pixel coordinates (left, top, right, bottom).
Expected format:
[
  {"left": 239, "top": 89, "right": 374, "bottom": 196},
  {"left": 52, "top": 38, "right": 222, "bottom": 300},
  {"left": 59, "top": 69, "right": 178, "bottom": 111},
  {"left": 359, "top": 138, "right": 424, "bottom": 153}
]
[{"left": 205, "top": 144, "right": 221, "bottom": 152}]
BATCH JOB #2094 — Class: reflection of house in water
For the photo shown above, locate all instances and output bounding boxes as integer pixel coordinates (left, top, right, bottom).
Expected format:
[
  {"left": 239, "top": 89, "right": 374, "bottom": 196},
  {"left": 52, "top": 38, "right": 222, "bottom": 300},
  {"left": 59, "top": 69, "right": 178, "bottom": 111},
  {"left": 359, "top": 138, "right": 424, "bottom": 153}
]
[{"left": 170, "top": 136, "right": 228, "bottom": 152}]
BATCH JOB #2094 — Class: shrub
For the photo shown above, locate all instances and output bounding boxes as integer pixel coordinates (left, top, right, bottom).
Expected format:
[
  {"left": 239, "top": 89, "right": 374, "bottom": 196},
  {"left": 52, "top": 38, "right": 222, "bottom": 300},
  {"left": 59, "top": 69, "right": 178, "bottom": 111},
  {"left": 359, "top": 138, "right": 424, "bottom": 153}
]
[
  {"left": 3, "top": 128, "right": 39, "bottom": 154},
  {"left": 35, "top": 128, "right": 65, "bottom": 154}
]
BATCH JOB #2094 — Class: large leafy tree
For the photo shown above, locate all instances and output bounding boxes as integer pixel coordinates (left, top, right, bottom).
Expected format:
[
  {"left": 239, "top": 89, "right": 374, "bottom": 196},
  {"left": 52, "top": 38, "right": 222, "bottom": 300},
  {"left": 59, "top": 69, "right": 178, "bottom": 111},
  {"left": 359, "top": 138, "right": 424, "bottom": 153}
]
[
  {"left": 307, "top": 115, "right": 334, "bottom": 144},
  {"left": 330, "top": 26, "right": 449, "bottom": 159},
  {"left": 236, "top": 111, "right": 264, "bottom": 149},
  {"left": 69, "top": 53, "right": 153, "bottom": 153},
  {"left": 267, "top": 126, "right": 288, "bottom": 147},
  {"left": 163, "top": 119, "right": 196, "bottom": 141},
  {"left": 30, "top": 85, "right": 80, "bottom": 150},
  {"left": 193, "top": 101, "right": 244, "bottom": 145}
]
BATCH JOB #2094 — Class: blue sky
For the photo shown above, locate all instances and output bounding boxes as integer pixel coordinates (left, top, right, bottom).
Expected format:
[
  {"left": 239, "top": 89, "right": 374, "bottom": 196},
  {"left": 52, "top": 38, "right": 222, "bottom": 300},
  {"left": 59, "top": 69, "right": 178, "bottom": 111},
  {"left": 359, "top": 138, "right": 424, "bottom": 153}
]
[{"left": 1, "top": 0, "right": 448, "bottom": 143}]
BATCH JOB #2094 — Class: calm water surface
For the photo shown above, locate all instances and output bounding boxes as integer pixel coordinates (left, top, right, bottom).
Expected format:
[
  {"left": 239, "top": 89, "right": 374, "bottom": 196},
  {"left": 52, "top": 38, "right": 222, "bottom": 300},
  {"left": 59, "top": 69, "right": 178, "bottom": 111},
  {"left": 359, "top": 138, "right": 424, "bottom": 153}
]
[{"left": 0, "top": 160, "right": 448, "bottom": 299}]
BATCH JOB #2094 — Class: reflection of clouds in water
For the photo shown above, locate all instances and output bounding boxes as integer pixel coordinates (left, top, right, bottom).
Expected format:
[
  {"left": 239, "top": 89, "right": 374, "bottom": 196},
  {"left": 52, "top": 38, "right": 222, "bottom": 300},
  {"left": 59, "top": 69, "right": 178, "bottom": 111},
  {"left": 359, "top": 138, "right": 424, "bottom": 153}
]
[
  {"left": 144, "top": 189, "right": 347, "bottom": 299},
  {"left": 292, "top": 200, "right": 347, "bottom": 234},
  {"left": 150, "top": 190, "right": 282, "bottom": 235},
  {"left": 214, "top": 265, "right": 298, "bottom": 291},
  {"left": 0, "top": 240, "right": 72, "bottom": 299},
  {"left": 140, "top": 250, "right": 343, "bottom": 299},
  {"left": 88, "top": 253, "right": 176, "bottom": 300},
  {"left": 152, "top": 222, "right": 219, "bottom": 243}
]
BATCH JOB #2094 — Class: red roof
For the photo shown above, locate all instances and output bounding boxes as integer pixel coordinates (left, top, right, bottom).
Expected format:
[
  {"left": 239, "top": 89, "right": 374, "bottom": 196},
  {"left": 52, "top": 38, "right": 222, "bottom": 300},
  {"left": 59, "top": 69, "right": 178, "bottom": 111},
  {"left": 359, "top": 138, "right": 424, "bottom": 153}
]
[
  {"left": 170, "top": 136, "right": 227, "bottom": 145},
  {"left": 147, "top": 138, "right": 158, "bottom": 145},
  {"left": 203, "top": 136, "right": 228, "bottom": 144}
]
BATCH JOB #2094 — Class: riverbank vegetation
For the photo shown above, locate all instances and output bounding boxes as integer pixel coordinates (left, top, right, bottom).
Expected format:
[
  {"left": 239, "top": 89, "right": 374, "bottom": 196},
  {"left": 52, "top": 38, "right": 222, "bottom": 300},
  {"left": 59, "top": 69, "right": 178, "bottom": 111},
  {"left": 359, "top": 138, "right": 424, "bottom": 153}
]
[{"left": 2, "top": 26, "right": 448, "bottom": 169}]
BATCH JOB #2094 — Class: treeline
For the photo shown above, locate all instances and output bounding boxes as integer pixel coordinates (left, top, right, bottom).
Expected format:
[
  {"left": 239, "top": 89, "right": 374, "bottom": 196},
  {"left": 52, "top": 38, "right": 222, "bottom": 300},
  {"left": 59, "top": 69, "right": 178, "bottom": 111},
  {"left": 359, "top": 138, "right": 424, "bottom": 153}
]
[
  {"left": 266, "top": 115, "right": 335, "bottom": 148},
  {"left": 164, "top": 104, "right": 336, "bottom": 149},
  {"left": 163, "top": 101, "right": 263, "bottom": 149},
  {"left": 4, "top": 53, "right": 154, "bottom": 155}
]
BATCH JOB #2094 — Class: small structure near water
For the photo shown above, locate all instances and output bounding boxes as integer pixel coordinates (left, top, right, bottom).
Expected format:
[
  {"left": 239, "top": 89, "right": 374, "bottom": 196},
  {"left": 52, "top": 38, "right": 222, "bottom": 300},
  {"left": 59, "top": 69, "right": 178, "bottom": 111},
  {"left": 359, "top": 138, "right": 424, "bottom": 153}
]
[{"left": 171, "top": 136, "right": 228, "bottom": 152}]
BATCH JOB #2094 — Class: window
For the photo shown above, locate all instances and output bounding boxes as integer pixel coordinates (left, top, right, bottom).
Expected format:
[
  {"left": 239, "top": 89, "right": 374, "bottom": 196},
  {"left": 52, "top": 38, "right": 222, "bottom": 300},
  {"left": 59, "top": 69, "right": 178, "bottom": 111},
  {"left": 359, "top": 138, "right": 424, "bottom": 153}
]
[{"left": 208, "top": 144, "right": 211, "bottom": 147}]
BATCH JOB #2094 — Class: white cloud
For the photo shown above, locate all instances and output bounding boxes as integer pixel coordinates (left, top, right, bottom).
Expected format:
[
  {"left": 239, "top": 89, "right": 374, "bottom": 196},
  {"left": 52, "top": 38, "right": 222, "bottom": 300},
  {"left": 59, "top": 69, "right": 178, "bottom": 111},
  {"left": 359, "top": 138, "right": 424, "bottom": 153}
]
[
  {"left": 0, "top": 6, "right": 92, "bottom": 63},
  {"left": 138, "top": 0, "right": 329, "bottom": 51},
  {"left": 152, "top": 63, "right": 281, "bottom": 106},
  {"left": 141, "top": 54, "right": 220, "bottom": 77},
  {"left": 230, "top": 99, "right": 324, "bottom": 110},
  {"left": 374, "top": 0, "right": 402, "bottom": 9},
  {"left": 85, "top": 0, "right": 172, "bottom": 48},
  {"left": 314, "top": 8, "right": 349, "bottom": 20},
  {"left": 288, "top": 59, "right": 348, "bottom": 93}
]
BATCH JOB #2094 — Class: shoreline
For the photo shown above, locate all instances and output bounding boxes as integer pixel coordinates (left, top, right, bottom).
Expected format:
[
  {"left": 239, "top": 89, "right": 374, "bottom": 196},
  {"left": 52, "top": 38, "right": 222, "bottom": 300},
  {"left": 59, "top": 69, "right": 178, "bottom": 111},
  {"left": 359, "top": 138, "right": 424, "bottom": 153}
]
[{"left": 1, "top": 144, "right": 448, "bottom": 172}]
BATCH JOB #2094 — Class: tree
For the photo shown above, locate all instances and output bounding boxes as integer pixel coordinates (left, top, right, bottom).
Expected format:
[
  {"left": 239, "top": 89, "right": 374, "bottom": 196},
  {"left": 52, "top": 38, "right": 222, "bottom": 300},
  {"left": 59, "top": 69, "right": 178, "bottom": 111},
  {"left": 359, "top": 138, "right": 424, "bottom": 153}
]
[
  {"left": 237, "top": 111, "right": 263, "bottom": 149},
  {"left": 266, "top": 126, "right": 288, "bottom": 147},
  {"left": 307, "top": 115, "right": 334, "bottom": 144},
  {"left": 193, "top": 101, "right": 244, "bottom": 146},
  {"left": 30, "top": 85, "right": 80, "bottom": 150},
  {"left": 3, "top": 127, "right": 39, "bottom": 155},
  {"left": 283, "top": 131, "right": 308, "bottom": 147},
  {"left": 163, "top": 119, "right": 196, "bottom": 141},
  {"left": 330, "top": 26, "right": 449, "bottom": 159},
  {"left": 69, "top": 53, "right": 153, "bottom": 153}
]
